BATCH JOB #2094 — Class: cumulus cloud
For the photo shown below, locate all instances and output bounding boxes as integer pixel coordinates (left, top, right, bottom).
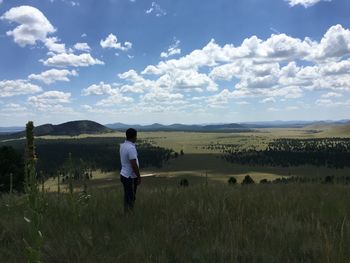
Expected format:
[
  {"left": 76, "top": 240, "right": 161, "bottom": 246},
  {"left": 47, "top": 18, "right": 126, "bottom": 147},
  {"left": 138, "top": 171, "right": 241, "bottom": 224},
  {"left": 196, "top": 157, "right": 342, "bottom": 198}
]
[
  {"left": 1, "top": 103, "right": 26, "bottom": 111},
  {"left": 0, "top": 103, "right": 31, "bottom": 117},
  {"left": 100, "top": 34, "right": 132, "bottom": 51},
  {"left": 28, "top": 69, "right": 78, "bottom": 84},
  {"left": 1, "top": 5, "right": 56, "bottom": 47},
  {"left": 286, "top": 0, "right": 331, "bottom": 8},
  {"left": 81, "top": 81, "right": 134, "bottom": 107},
  {"left": 260, "top": 97, "right": 276, "bottom": 103},
  {"left": 120, "top": 68, "right": 217, "bottom": 92},
  {"left": 99, "top": 24, "right": 350, "bottom": 112},
  {"left": 42, "top": 53, "right": 104, "bottom": 67},
  {"left": 146, "top": 2, "right": 167, "bottom": 17},
  {"left": 309, "top": 25, "right": 350, "bottom": 61},
  {"left": 28, "top": 90, "right": 73, "bottom": 112},
  {"left": 96, "top": 94, "right": 134, "bottom": 107},
  {"left": 44, "top": 37, "right": 66, "bottom": 53},
  {"left": 141, "top": 90, "right": 184, "bottom": 103},
  {"left": 0, "top": 79, "right": 42, "bottom": 97},
  {"left": 82, "top": 82, "right": 118, "bottom": 96},
  {"left": 315, "top": 98, "right": 350, "bottom": 107},
  {"left": 321, "top": 92, "right": 342, "bottom": 98},
  {"left": 160, "top": 38, "right": 181, "bottom": 58},
  {"left": 74, "top": 42, "right": 91, "bottom": 52}
]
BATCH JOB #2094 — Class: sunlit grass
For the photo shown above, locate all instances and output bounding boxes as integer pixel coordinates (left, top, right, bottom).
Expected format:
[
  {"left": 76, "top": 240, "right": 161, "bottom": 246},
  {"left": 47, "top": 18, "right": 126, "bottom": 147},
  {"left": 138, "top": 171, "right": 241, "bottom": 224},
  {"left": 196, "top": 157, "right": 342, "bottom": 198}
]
[{"left": 1, "top": 181, "right": 350, "bottom": 262}]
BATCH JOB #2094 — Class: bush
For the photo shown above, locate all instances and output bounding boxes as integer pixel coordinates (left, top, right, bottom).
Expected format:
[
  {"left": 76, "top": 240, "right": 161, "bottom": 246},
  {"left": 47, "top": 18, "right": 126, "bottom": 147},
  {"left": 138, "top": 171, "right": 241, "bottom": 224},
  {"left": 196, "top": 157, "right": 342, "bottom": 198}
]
[
  {"left": 0, "top": 146, "right": 24, "bottom": 193},
  {"left": 324, "top": 175, "right": 334, "bottom": 184},
  {"left": 242, "top": 175, "right": 254, "bottom": 185},
  {"left": 228, "top": 177, "right": 237, "bottom": 185},
  {"left": 260, "top": 179, "right": 269, "bottom": 184},
  {"left": 179, "top": 178, "right": 189, "bottom": 187}
]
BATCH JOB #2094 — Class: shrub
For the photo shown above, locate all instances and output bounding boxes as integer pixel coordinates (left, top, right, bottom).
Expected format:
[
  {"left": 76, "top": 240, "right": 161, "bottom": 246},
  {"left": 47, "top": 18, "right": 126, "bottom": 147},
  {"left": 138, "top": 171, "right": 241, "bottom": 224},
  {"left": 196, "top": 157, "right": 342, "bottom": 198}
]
[
  {"left": 260, "top": 179, "right": 269, "bottom": 184},
  {"left": 228, "top": 177, "right": 237, "bottom": 185},
  {"left": 324, "top": 175, "right": 334, "bottom": 184},
  {"left": 242, "top": 175, "right": 255, "bottom": 185},
  {"left": 179, "top": 178, "right": 189, "bottom": 187}
]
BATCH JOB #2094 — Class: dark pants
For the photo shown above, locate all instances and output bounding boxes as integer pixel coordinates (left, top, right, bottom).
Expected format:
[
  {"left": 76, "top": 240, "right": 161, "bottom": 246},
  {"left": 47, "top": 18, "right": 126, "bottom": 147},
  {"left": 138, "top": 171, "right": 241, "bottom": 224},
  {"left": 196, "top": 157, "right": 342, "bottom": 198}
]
[{"left": 120, "top": 175, "right": 138, "bottom": 212}]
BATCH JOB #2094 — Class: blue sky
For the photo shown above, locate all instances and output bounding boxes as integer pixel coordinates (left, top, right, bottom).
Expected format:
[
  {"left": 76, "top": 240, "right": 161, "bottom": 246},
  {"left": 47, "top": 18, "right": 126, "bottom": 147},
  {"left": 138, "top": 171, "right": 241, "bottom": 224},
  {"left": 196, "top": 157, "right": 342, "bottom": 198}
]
[{"left": 1, "top": 0, "right": 350, "bottom": 126}]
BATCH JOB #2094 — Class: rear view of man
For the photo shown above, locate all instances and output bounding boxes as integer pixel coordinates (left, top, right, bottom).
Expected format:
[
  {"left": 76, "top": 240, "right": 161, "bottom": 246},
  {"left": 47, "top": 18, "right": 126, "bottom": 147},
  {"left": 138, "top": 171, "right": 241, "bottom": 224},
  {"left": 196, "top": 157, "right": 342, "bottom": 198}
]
[{"left": 120, "top": 128, "right": 141, "bottom": 213}]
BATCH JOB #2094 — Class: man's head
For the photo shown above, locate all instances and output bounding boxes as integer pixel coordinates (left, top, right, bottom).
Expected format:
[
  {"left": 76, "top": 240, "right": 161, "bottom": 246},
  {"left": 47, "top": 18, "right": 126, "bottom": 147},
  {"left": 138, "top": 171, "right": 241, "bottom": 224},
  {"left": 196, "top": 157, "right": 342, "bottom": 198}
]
[{"left": 126, "top": 128, "right": 137, "bottom": 143}]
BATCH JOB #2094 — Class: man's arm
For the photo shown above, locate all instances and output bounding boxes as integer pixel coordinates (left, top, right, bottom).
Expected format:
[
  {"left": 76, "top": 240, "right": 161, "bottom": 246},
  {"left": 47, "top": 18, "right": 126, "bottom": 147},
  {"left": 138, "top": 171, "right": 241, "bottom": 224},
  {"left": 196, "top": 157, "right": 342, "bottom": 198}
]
[{"left": 130, "top": 159, "right": 141, "bottom": 184}]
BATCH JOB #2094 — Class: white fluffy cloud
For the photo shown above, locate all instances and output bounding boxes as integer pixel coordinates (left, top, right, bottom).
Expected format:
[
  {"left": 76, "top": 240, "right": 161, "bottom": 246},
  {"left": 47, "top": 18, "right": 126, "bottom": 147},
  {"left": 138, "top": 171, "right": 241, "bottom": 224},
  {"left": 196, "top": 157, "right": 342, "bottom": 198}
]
[
  {"left": 315, "top": 98, "right": 350, "bottom": 107},
  {"left": 119, "top": 68, "right": 217, "bottom": 92},
  {"left": 309, "top": 25, "right": 350, "bottom": 61},
  {"left": 1, "top": 103, "right": 27, "bottom": 112},
  {"left": 260, "top": 97, "right": 276, "bottom": 103},
  {"left": 321, "top": 92, "right": 342, "bottom": 98},
  {"left": 74, "top": 42, "right": 91, "bottom": 52},
  {"left": 161, "top": 39, "right": 181, "bottom": 58},
  {"left": 146, "top": 2, "right": 167, "bottom": 17},
  {"left": 28, "top": 90, "right": 72, "bottom": 112},
  {"left": 1, "top": 5, "right": 56, "bottom": 47},
  {"left": 286, "top": 0, "right": 330, "bottom": 8},
  {"left": 141, "top": 90, "right": 184, "bottom": 103},
  {"left": 81, "top": 81, "right": 134, "bottom": 107},
  {"left": 44, "top": 37, "right": 66, "bottom": 53},
  {"left": 82, "top": 82, "right": 118, "bottom": 96},
  {"left": 42, "top": 53, "right": 104, "bottom": 67},
  {"left": 0, "top": 103, "right": 31, "bottom": 117},
  {"left": 95, "top": 94, "right": 134, "bottom": 107},
  {"left": 0, "top": 79, "right": 42, "bottom": 97},
  {"left": 28, "top": 69, "right": 77, "bottom": 84},
  {"left": 100, "top": 24, "right": 350, "bottom": 112},
  {"left": 100, "top": 34, "right": 132, "bottom": 51}
]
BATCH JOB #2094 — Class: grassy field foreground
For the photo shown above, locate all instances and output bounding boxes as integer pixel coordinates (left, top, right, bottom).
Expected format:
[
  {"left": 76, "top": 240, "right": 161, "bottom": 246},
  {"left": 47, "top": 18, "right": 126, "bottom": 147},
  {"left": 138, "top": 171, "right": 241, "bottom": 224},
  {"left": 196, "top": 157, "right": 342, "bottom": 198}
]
[{"left": 1, "top": 181, "right": 350, "bottom": 262}]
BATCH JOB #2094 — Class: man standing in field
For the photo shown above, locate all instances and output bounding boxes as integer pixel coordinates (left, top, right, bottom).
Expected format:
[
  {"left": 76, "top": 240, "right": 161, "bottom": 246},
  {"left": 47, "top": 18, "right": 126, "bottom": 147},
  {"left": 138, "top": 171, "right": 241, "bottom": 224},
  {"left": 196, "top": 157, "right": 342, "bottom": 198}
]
[{"left": 120, "top": 128, "right": 141, "bottom": 213}]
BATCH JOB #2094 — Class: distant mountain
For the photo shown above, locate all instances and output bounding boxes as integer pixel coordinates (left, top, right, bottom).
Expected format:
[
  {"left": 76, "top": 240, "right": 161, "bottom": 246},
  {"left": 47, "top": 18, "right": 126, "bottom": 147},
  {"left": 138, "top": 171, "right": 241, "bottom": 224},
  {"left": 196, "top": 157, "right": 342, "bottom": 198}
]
[
  {"left": 106, "top": 122, "right": 248, "bottom": 132},
  {"left": 12, "top": 120, "right": 113, "bottom": 137},
  {"left": 0, "top": 126, "right": 25, "bottom": 133},
  {"left": 238, "top": 120, "right": 350, "bottom": 129},
  {"left": 106, "top": 120, "right": 350, "bottom": 131}
]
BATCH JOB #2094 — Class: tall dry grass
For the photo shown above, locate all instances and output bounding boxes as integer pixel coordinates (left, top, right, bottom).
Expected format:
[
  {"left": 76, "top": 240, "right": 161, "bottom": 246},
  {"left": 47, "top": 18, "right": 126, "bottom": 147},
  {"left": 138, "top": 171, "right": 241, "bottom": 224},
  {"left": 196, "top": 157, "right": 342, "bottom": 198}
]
[{"left": 1, "top": 182, "right": 350, "bottom": 262}]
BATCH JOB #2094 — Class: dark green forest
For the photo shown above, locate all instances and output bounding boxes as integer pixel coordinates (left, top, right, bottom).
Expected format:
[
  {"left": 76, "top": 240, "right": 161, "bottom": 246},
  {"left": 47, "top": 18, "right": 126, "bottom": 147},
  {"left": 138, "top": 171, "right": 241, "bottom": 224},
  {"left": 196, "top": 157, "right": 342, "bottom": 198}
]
[
  {"left": 206, "top": 138, "right": 350, "bottom": 168},
  {"left": 0, "top": 137, "right": 176, "bottom": 193}
]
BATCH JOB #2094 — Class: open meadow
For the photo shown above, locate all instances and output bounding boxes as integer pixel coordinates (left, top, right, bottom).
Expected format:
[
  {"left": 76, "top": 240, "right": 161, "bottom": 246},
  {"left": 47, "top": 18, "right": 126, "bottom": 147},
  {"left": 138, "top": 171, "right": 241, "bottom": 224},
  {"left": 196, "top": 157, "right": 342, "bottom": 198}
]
[
  {"left": 1, "top": 126, "right": 350, "bottom": 262},
  {"left": 29, "top": 125, "right": 350, "bottom": 192}
]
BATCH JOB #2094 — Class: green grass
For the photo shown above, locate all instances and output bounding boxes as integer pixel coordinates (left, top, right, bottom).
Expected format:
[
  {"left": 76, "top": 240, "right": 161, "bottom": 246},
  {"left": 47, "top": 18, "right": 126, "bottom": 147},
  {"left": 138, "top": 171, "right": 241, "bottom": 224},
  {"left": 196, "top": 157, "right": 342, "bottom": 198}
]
[{"left": 1, "top": 180, "right": 350, "bottom": 262}]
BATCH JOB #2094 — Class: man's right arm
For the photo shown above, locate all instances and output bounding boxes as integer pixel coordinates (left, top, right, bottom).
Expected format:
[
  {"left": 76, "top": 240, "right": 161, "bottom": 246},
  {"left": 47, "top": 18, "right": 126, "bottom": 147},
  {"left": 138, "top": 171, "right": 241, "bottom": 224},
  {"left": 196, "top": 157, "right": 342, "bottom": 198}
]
[{"left": 130, "top": 159, "right": 141, "bottom": 184}]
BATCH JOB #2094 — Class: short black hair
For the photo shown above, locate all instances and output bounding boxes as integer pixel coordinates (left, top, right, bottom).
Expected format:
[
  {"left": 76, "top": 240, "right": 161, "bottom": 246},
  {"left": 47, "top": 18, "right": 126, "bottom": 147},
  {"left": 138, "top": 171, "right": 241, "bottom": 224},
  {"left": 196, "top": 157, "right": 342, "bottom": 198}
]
[{"left": 126, "top": 128, "right": 137, "bottom": 140}]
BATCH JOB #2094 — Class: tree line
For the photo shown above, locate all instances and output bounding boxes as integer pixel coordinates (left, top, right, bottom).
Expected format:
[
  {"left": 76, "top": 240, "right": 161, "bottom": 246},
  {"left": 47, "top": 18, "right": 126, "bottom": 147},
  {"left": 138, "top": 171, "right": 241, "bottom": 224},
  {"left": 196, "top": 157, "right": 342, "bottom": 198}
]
[
  {"left": 0, "top": 137, "right": 177, "bottom": 193},
  {"left": 206, "top": 138, "right": 350, "bottom": 169}
]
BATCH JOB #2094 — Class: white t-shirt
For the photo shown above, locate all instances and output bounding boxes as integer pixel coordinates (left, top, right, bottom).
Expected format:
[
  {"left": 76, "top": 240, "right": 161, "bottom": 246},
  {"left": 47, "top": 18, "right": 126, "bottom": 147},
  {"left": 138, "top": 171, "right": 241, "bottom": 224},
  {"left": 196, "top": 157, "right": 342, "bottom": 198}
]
[{"left": 120, "top": 140, "right": 139, "bottom": 178}]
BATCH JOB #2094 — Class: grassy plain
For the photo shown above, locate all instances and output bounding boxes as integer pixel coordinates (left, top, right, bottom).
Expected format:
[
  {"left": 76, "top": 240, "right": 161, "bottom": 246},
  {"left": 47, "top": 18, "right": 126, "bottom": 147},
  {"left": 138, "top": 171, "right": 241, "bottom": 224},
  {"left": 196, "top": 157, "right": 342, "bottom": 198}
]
[
  {"left": 2, "top": 182, "right": 350, "bottom": 262},
  {"left": 35, "top": 126, "right": 350, "bottom": 191},
  {"left": 2, "top": 126, "right": 350, "bottom": 262}
]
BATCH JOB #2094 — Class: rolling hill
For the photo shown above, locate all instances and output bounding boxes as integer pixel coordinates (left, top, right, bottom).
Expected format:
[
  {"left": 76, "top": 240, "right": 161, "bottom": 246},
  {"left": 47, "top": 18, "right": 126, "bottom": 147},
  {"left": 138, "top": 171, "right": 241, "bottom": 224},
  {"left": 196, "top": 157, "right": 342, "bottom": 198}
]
[{"left": 11, "top": 120, "right": 113, "bottom": 137}]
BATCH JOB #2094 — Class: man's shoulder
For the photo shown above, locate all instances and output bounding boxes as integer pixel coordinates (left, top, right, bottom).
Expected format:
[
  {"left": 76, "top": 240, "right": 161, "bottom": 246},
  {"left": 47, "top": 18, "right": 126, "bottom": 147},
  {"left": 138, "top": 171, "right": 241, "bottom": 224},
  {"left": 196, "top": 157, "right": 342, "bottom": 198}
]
[{"left": 121, "top": 142, "right": 136, "bottom": 151}]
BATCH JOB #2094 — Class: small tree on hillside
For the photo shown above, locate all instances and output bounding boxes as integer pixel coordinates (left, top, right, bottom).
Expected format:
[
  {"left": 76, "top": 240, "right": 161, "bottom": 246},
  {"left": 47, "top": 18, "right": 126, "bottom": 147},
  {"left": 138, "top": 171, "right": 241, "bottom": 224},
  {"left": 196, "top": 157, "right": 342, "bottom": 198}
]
[
  {"left": 228, "top": 177, "right": 237, "bottom": 185},
  {"left": 179, "top": 178, "right": 189, "bottom": 187},
  {"left": 260, "top": 179, "right": 269, "bottom": 184},
  {"left": 242, "top": 175, "right": 255, "bottom": 185},
  {"left": 324, "top": 175, "right": 334, "bottom": 184}
]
